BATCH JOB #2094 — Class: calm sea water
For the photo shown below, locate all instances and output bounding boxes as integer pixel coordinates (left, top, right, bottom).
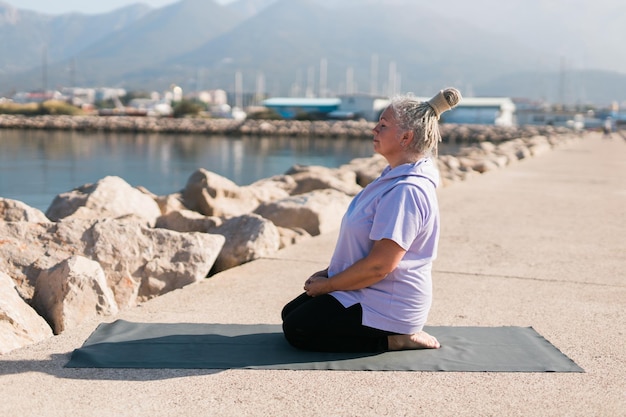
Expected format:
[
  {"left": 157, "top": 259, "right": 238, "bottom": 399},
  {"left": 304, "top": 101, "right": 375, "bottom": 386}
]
[
  {"left": 0, "top": 129, "right": 459, "bottom": 213},
  {"left": 0, "top": 129, "right": 380, "bottom": 212}
]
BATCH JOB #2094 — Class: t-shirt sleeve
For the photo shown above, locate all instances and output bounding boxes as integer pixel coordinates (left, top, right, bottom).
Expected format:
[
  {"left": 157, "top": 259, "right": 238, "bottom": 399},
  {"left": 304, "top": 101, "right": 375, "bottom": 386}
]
[{"left": 369, "top": 183, "right": 426, "bottom": 250}]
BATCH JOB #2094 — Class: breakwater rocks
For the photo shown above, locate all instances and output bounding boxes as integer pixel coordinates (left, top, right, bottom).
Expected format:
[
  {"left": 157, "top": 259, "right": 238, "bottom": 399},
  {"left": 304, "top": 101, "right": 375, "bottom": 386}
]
[
  {"left": 0, "top": 114, "right": 572, "bottom": 141},
  {"left": 0, "top": 123, "right": 585, "bottom": 354}
]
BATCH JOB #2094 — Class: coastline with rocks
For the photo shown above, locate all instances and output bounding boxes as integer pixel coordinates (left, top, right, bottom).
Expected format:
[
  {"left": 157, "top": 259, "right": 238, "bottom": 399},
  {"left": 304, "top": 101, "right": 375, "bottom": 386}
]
[
  {"left": 0, "top": 118, "right": 586, "bottom": 354},
  {"left": 0, "top": 114, "right": 574, "bottom": 141}
]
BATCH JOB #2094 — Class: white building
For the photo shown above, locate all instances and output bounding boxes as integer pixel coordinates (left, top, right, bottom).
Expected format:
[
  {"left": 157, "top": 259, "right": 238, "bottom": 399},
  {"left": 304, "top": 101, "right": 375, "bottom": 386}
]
[
  {"left": 334, "top": 94, "right": 516, "bottom": 125},
  {"left": 334, "top": 94, "right": 390, "bottom": 121},
  {"left": 438, "top": 97, "right": 516, "bottom": 126},
  {"left": 61, "top": 87, "right": 96, "bottom": 106}
]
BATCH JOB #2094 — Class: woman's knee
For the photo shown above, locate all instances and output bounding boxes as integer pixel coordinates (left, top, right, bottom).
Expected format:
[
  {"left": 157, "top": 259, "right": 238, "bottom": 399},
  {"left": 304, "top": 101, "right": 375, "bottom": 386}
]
[
  {"left": 281, "top": 292, "right": 311, "bottom": 321},
  {"left": 282, "top": 317, "right": 310, "bottom": 350},
  {"left": 280, "top": 304, "right": 291, "bottom": 321}
]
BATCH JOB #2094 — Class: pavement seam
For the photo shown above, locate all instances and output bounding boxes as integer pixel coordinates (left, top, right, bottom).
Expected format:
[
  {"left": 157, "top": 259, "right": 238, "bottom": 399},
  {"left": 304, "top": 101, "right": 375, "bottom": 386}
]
[{"left": 435, "top": 269, "right": 625, "bottom": 288}]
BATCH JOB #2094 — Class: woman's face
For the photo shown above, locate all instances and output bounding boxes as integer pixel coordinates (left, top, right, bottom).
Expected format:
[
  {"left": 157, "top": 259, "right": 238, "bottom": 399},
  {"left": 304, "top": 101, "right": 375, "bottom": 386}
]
[{"left": 372, "top": 106, "right": 405, "bottom": 163}]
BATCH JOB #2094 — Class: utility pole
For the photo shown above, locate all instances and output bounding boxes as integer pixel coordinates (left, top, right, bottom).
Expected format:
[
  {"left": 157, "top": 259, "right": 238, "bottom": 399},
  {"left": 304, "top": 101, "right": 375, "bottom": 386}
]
[
  {"left": 346, "top": 67, "right": 354, "bottom": 95},
  {"left": 559, "top": 56, "right": 566, "bottom": 109},
  {"left": 370, "top": 54, "right": 378, "bottom": 95},
  {"left": 70, "top": 58, "right": 76, "bottom": 87},
  {"left": 235, "top": 70, "right": 243, "bottom": 109},
  {"left": 306, "top": 66, "right": 315, "bottom": 98},
  {"left": 319, "top": 58, "right": 327, "bottom": 98},
  {"left": 42, "top": 45, "right": 48, "bottom": 92},
  {"left": 255, "top": 71, "right": 265, "bottom": 105},
  {"left": 388, "top": 61, "right": 397, "bottom": 97}
]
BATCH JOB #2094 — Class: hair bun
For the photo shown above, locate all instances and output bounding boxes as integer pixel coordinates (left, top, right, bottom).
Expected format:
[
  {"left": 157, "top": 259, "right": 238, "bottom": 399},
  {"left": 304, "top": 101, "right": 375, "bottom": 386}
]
[
  {"left": 427, "top": 87, "right": 462, "bottom": 119},
  {"left": 442, "top": 87, "right": 462, "bottom": 109}
]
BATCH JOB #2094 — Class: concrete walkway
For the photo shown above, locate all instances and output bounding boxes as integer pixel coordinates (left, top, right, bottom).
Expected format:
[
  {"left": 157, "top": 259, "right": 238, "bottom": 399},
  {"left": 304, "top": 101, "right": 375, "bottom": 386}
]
[{"left": 1, "top": 132, "right": 624, "bottom": 417}]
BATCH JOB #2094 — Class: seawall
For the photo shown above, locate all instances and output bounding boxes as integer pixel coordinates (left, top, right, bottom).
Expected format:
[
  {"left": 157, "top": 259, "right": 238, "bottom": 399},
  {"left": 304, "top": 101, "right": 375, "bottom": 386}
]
[{"left": 0, "top": 114, "right": 574, "bottom": 142}]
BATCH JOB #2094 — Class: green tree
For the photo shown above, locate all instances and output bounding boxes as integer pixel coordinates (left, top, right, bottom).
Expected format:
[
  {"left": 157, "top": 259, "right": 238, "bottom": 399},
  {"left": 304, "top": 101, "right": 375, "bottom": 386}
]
[{"left": 173, "top": 99, "right": 204, "bottom": 118}]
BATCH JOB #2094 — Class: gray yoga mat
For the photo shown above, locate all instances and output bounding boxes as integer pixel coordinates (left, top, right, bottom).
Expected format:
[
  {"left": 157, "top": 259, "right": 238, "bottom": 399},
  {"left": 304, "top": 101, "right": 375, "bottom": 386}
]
[{"left": 66, "top": 320, "right": 583, "bottom": 372}]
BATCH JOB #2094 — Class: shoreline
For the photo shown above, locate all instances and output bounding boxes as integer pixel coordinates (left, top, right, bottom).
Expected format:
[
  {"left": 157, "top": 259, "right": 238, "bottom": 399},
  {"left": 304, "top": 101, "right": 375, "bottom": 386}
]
[{"left": 0, "top": 114, "right": 576, "bottom": 142}]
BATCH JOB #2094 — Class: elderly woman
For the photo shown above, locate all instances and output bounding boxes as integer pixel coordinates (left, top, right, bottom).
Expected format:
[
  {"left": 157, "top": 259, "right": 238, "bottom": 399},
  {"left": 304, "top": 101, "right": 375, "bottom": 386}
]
[{"left": 281, "top": 88, "right": 462, "bottom": 352}]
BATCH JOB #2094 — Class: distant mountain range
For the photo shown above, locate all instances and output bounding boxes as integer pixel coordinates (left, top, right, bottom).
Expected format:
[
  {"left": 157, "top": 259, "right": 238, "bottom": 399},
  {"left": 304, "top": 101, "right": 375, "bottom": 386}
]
[{"left": 1, "top": 0, "right": 625, "bottom": 105}]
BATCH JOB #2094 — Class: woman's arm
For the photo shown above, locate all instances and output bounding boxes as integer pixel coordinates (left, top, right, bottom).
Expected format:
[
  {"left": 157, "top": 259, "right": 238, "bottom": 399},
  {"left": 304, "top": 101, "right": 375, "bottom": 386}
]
[{"left": 304, "top": 238, "right": 406, "bottom": 297}]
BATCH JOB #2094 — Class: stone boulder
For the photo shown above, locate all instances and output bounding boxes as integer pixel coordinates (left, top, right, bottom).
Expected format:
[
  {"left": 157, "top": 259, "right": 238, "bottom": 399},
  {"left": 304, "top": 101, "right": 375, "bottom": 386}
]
[
  {"left": 249, "top": 174, "right": 297, "bottom": 192},
  {"left": 437, "top": 155, "right": 470, "bottom": 184},
  {"left": 83, "top": 219, "right": 225, "bottom": 305},
  {"left": 527, "top": 135, "right": 552, "bottom": 156},
  {"left": 182, "top": 169, "right": 260, "bottom": 217},
  {"left": 254, "top": 189, "right": 352, "bottom": 236},
  {"left": 32, "top": 256, "right": 118, "bottom": 334},
  {"left": 156, "top": 209, "right": 222, "bottom": 233},
  {"left": 154, "top": 192, "right": 188, "bottom": 215},
  {"left": 45, "top": 176, "right": 162, "bottom": 226},
  {"left": 284, "top": 164, "right": 362, "bottom": 196},
  {"left": 0, "top": 218, "right": 225, "bottom": 309},
  {"left": 494, "top": 138, "right": 533, "bottom": 161},
  {"left": 276, "top": 226, "right": 312, "bottom": 249},
  {"left": 468, "top": 158, "right": 500, "bottom": 174},
  {"left": 457, "top": 145, "right": 506, "bottom": 174},
  {"left": 0, "top": 222, "right": 67, "bottom": 301},
  {"left": 489, "top": 154, "right": 510, "bottom": 168},
  {"left": 339, "top": 154, "right": 386, "bottom": 187},
  {"left": 208, "top": 214, "right": 281, "bottom": 273},
  {"left": 0, "top": 271, "right": 53, "bottom": 354},
  {"left": 136, "top": 186, "right": 187, "bottom": 216},
  {"left": 0, "top": 198, "right": 49, "bottom": 222},
  {"left": 246, "top": 176, "right": 294, "bottom": 202}
]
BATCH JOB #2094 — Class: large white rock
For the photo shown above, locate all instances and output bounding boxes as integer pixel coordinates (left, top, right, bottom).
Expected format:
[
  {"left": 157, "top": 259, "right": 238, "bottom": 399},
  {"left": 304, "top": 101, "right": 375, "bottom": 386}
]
[
  {"left": 254, "top": 189, "right": 352, "bottom": 236},
  {"left": 339, "top": 154, "right": 386, "bottom": 187},
  {"left": 45, "top": 176, "right": 161, "bottom": 226},
  {"left": 246, "top": 175, "right": 294, "bottom": 202},
  {"left": 248, "top": 174, "right": 298, "bottom": 197},
  {"left": 0, "top": 222, "right": 59, "bottom": 301},
  {"left": 276, "top": 226, "right": 311, "bottom": 249},
  {"left": 32, "top": 256, "right": 118, "bottom": 334},
  {"left": 81, "top": 219, "right": 226, "bottom": 305},
  {"left": 0, "top": 198, "right": 49, "bottom": 222},
  {"left": 154, "top": 192, "right": 187, "bottom": 215},
  {"left": 526, "top": 135, "right": 553, "bottom": 156},
  {"left": 284, "top": 165, "right": 362, "bottom": 196},
  {"left": 208, "top": 214, "right": 281, "bottom": 273},
  {"left": 156, "top": 209, "right": 222, "bottom": 233},
  {"left": 0, "top": 218, "right": 225, "bottom": 309},
  {"left": 182, "top": 169, "right": 260, "bottom": 217},
  {"left": 0, "top": 271, "right": 53, "bottom": 354}
]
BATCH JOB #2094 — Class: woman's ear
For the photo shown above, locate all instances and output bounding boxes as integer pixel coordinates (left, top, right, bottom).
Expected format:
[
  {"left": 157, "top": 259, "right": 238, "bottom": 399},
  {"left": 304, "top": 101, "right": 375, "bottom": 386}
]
[{"left": 402, "top": 130, "right": 414, "bottom": 144}]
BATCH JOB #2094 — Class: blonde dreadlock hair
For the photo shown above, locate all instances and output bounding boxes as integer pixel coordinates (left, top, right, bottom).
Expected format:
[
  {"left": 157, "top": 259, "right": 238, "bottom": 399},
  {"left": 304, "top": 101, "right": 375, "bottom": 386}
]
[{"left": 389, "top": 87, "right": 462, "bottom": 156}]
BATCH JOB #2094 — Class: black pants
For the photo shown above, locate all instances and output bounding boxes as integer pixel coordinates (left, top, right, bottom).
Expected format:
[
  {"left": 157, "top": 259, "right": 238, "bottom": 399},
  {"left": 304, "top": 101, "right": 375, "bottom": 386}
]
[{"left": 281, "top": 293, "right": 396, "bottom": 352}]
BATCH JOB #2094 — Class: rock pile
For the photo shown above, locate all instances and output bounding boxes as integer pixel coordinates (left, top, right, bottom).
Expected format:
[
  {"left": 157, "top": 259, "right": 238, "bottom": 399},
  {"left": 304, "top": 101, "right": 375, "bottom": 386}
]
[
  {"left": 0, "top": 114, "right": 573, "bottom": 140},
  {"left": 0, "top": 127, "right": 584, "bottom": 354}
]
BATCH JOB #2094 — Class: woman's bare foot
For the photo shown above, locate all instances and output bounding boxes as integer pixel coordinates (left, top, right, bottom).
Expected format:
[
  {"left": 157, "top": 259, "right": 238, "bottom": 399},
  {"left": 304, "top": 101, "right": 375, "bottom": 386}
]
[{"left": 387, "top": 331, "right": 441, "bottom": 351}]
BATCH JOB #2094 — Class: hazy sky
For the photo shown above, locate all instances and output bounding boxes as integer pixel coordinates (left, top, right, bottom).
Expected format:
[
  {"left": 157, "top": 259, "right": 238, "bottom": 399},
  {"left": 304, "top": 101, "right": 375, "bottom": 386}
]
[{"left": 12, "top": 0, "right": 232, "bottom": 15}]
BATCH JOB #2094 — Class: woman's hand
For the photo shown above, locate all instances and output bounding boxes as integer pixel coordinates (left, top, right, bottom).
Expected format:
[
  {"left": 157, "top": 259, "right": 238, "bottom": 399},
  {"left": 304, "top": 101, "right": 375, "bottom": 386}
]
[
  {"left": 304, "top": 275, "right": 331, "bottom": 297},
  {"left": 302, "top": 238, "right": 406, "bottom": 296}
]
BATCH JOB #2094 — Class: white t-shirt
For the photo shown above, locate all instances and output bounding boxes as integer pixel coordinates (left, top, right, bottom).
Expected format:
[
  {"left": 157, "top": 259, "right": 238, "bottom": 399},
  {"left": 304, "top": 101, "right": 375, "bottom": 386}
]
[{"left": 330, "top": 158, "right": 440, "bottom": 334}]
